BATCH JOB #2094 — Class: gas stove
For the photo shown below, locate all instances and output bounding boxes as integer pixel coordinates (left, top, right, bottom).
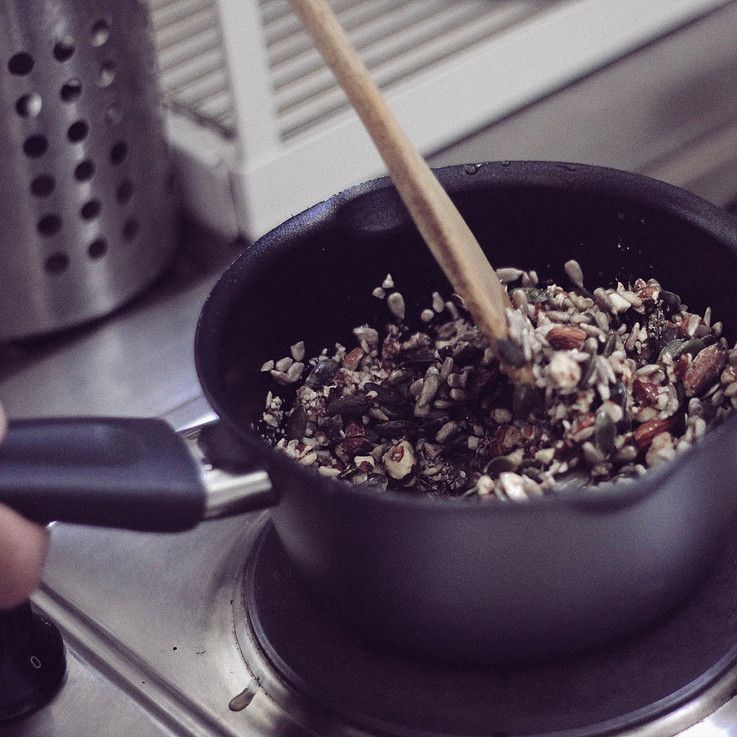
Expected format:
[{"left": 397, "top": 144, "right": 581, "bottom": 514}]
[{"left": 3, "top": 227, "right": 737, "bottom": 737}]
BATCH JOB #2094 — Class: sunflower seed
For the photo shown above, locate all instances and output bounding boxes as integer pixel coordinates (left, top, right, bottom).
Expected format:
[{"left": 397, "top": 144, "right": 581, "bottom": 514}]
[
  {"left": 564, "top": 259, "right": 584, "bottom": 289},
  {"left": 291, "top": 341, "right": 306, "bottom": 361},
  {"left": 496, "top": 267, "right": 524, "bottom": 284},
  {"left": 387, "top": 292, "right": 406, "bottom": 320}
]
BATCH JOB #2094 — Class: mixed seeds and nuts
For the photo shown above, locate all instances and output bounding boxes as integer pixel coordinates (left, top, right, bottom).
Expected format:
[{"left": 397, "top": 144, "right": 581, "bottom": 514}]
[{"left": 259, "top": 262, "right": 735, "bottom": 500}]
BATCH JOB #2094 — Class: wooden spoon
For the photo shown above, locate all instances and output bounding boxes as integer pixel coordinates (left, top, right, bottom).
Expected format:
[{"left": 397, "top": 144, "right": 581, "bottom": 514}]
[{"left": 288, "top": 0, "right": 513, "bottom": 352}]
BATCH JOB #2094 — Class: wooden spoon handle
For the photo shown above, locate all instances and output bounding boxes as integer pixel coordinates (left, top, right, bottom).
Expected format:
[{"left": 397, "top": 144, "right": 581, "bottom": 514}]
[{"left": 288, "top": 0, "right": 510, "bottom": 345}]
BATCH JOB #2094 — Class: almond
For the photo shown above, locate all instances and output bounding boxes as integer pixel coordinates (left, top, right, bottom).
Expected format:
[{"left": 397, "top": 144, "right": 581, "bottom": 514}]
[
  {"left": 546, "top": 325, "right": 587, "bottom": 350},
  {"left": 335, "top": 435, "right": 373, "bottom": 461},
  {"left": 344, "top": 420, "right": 366, "bottom": 438},
  {"left": 683, "top": 344, "right": 727, "bottom": 397},
  {"left": 565, "top": 413, "right": 595, "bottom": 445},
  {"left": 633, "top": 378, "right": 660, "bottom": 405},
  {"left": 633, "top": 278, "right": 659, "bottom": 306},
  {"left": 489, "top": 424, "right": 523, "bottom": 457},
  {"left": 342, "top": 346, "right": 364, "bottom": 370},
  {"left": 633, "top": 417, "right": 676, "bottom": 449},
  {"left": 382, "top": 440, "right": 415, "bottom": 479},
  {"left": 673, "top": 354, "right": 690, "bottom": 381}
]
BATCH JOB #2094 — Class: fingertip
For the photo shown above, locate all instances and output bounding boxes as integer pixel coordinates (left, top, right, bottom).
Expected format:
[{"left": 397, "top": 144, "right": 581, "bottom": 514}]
[{"left": 0, "top": 505, "right": 49, "bottom": 609}]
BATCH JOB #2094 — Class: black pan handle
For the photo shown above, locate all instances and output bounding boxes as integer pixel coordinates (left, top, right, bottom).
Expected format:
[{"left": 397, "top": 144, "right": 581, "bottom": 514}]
[{"left": 0, "top": 418, "right": 275, "bottom": 532}]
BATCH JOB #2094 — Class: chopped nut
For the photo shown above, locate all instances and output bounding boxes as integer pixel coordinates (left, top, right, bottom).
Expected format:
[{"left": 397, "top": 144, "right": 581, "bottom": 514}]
[
  {"left": 615, "top": 445, "right": 638, "bottom": 463},
  {"left": 489, "top": 425, "right": 524, "bottom": 457},
  {"left": 547, "top": 352, "right": 581, "bottom": 391},
  {"left": 582, "top": 441, "right": 606, "bottom": 466},
  {"left": 546, "top": 325, "right": 587, "bottom": 350},
  {"left": 645, "top": 431, "right": 675, "bottom": 468},
  {"left": 534, "top": 448, "right": 556, "bottom": 464},
  {"left": 353, "top": 326, "right": 379, "bottom": 351},
  {"left": 354, "top": 455, "right": 376, "bottom": 473},
  {"left": 633, "top": 378, "right": 660, "bottom": 405},
  {"left": 633, "top": 279, "right": 658, "bottom": 306},
  {"left": 336, "top": 436, "right": 373, "bottom": 462},
  {"left": 382, "top": 441, "right": 415, "bottom": 479},
  {"left": 683, "top": 344, "right": 727, "bottom": 397},
  {"left": 607, "top": 291, "right": 632, "bottom": 313},
  {"left": 498, "top": 472, "right": 528, "bottom": 501},
  {"left": 721, "top": 366, "right": 737, "bottom": 385},
  {"left": 476, "top": 475, "right": 495, "bottom": 496},
  {"left": 342, "top": 346, "right": 364, "bottom": 370},
  {"left": 490, "top": 408, "right": 512, "bottom": 424},
  {"left": 633, "top": 418, "right": 676, "bottom": 449}
]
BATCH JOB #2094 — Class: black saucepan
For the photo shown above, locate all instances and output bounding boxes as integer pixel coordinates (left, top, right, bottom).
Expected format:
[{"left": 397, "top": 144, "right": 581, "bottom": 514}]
[{"left": 3, "top": 162, "right": 737, "bottom": 663}]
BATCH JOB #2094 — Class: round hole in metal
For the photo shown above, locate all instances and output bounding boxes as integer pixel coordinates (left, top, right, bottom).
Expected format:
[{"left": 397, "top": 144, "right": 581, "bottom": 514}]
[
  {"left": 60, "top": 78, "right": 82, "bottom": 102},
  {"left": 38, "top": 214, "right": 62, "bottom": 236},
  {"left": 74, "top": 160, "right": 95, "bottom": 181},
  {"left": 122, "top": 218, "right": 139, "bottom": 242},
  {"left": 80, "top": 199, "right": 101, "bottom": 220},
  {"left": 90, "top": 20, "right": 110, "bottom": 47},
  {"left": 45, "top": 252, "right": 69, "bottom": 274},
  {"left": 8, "top": 52, "right": 34, "bottom": 75},
  {"left": 23, "top": 134, "right": 48, "bottom": 158},
  {"left": 15, "top": 93, "right": 42, "bottom": 118},
  {"left": 110, "top": 141, "right": 127, "bottom": 165},
  {"left": 97, "top": 61, "right": 115, "bottom": 87},
  {"left": 30, "top": 175, "right": 55, "bottom": 197},
  {"left": 67, "top": 120, "right": 89, "bottom": 143},
  {"left": 116, "top": 180, "right": 133, "bottom": 204},
  {"left": 87, "top": 238, "right": 107, "bottom": 259},
  {"left": 53, "top": 38, "right": 75, "bottom": 62}
]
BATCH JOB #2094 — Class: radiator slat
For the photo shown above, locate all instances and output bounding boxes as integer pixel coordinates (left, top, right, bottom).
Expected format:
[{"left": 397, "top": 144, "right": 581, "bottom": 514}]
[{"left": 148, "top": 0, "right": 573, "bottom": 141}]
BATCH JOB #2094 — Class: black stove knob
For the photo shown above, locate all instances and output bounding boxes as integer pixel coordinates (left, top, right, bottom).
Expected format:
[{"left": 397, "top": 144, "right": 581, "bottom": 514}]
[{"left": 0, "top": 601, "right": 66, "bottom": 722}]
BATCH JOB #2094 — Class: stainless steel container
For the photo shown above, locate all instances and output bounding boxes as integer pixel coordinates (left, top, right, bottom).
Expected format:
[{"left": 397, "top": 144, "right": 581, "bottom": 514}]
[{"left": 0, "top": 0, "right": 177, "bottom": 341}]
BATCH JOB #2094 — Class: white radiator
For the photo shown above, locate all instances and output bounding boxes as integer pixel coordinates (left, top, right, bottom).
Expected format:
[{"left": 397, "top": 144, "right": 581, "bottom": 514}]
[{"left": 149, "top": 0, "right": 737, "bottom": 238}]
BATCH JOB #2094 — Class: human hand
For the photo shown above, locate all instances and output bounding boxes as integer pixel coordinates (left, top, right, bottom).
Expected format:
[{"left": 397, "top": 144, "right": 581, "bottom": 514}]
[{"left": 0, "top": 405, "right": 49, "bottom": 608}]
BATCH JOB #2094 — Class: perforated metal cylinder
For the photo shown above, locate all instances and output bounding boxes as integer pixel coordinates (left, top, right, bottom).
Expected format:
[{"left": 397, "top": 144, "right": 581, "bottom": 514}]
[{"left": 0, "top": 0, "right": 177, "bottom": 341}]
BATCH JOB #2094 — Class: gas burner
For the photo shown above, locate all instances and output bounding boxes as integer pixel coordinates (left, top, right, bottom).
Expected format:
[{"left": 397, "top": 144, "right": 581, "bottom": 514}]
[{"left": 240, "top": 522, "right": 737, "bottom": 737}]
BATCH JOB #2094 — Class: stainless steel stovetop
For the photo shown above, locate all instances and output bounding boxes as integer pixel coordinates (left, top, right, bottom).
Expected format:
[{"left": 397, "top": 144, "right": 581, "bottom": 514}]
[{"left": 3, "top": 228, "right": 737, "bottom": 737}]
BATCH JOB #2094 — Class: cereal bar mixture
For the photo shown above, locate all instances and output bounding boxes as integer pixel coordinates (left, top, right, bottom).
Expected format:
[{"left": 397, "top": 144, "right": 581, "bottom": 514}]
[{"left": 258, "top": 263, "right": 736, "bottom": 500}]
